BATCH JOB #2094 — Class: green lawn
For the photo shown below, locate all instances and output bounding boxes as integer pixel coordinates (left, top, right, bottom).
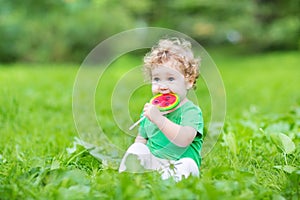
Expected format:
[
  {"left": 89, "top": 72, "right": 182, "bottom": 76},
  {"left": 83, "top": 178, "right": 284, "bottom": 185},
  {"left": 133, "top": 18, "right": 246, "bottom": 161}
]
[{"left": 0, "top": 50, "right": 299, "bottom": 199}]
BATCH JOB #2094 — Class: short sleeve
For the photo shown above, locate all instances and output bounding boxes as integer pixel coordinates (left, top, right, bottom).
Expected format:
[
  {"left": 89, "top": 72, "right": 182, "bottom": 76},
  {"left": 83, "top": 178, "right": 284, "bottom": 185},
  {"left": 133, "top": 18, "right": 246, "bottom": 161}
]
[{"left": 181, "top": 105, "right": 203, "bottom": 135}]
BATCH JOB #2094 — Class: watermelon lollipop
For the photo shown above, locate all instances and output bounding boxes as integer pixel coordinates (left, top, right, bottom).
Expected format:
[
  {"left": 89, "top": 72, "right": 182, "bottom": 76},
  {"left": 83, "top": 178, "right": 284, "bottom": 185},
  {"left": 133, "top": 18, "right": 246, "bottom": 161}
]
[
  {"left": 129, "top": 93, "right": 180, "bottom": 130},
  {"left": 149, "top": 93, "right": 180, "bottom": 111}
]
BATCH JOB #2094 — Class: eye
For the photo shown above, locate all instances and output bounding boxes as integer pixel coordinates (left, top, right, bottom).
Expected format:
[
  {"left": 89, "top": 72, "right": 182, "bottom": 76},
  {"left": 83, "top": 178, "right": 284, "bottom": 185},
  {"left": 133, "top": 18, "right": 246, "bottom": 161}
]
[
  {"left": 168, "top": 77, "right": 175, "bottom": 81},
  {"left": 153, "top": 77, "right": 160, "bottom": 82}
]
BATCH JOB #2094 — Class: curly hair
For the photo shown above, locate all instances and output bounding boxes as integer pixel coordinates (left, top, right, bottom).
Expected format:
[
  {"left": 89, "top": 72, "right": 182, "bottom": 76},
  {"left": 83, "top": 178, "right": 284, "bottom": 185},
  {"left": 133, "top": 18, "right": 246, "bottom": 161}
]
[{"left": 143, "top": 37, "right": 200, "bottom": 88}]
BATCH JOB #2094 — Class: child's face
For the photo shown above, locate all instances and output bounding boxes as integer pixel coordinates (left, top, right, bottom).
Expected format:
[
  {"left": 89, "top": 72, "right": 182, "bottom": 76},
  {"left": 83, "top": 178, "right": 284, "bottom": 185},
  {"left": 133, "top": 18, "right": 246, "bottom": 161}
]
[{"left": 151, "top": 62, "right": 192, "bottom": 101}]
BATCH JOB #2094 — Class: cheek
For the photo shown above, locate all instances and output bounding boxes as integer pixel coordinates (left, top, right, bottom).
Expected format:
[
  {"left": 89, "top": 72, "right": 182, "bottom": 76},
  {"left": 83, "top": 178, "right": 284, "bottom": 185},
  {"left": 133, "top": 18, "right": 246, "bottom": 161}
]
[
  {"left": 169, "top": 81, "right": 186, "bottom": 93},
  {"left": 152, "top": 84, "right": 159, "bottom": 92}
]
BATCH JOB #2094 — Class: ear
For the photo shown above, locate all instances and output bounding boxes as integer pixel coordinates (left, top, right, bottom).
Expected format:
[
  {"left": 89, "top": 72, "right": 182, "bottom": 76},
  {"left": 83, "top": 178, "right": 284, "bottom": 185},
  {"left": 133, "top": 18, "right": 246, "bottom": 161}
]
[{"left": 185, "top": 79, "right": 194, "bottom": 90}]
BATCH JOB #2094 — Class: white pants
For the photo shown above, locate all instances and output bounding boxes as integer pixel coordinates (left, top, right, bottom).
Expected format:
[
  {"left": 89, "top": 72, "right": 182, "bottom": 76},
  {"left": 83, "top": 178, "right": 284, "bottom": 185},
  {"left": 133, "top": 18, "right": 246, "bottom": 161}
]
[{"left": 119, "top": 143, "right": 199, "bottom": 182}]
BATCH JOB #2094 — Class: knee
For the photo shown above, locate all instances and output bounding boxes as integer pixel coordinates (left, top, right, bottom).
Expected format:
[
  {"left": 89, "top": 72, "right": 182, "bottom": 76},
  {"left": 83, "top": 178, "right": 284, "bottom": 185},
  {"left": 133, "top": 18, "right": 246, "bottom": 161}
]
[
  {"left": 119, "top": 143, "right": 151, "bottom": 173},
  {"left": 126, "top": 142, "right": 150, "bottom": 155},
  {"left": 175, "top": 158, "right": 199, "bottom": 177},
  {"left": 160, "top": 158, "right": 199, "bottom": 182}
]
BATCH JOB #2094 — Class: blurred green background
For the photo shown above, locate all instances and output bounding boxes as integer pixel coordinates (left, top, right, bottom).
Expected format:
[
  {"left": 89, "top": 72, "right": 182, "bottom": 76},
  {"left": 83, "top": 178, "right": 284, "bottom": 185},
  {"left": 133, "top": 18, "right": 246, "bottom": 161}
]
[
  {"left": 1, "top": 1, "right": 300, "bottom": 199},
  {"left": 1, "top": 0, "right": 299, "bottom": 63}
]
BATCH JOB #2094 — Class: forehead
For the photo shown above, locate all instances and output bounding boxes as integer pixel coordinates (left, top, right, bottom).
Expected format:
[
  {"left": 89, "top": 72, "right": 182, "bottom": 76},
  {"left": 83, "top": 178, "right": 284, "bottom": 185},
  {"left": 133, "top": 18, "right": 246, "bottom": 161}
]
[{"left": 151, "top": 66, "right": 183, "bottom": 77}]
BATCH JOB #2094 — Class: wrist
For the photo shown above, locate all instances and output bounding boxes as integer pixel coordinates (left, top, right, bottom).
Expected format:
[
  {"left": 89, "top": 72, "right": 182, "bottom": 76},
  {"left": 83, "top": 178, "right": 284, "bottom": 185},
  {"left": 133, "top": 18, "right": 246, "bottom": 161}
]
[{"left": 155, "top": 116, "right": 167, "bottom": 131}]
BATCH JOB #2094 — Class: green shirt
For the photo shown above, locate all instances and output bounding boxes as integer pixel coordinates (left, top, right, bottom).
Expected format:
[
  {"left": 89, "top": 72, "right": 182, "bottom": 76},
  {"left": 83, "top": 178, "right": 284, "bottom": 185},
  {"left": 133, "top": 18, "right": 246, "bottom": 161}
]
[{"left": 139, "top": 100, "right": 204, "bottom": 167}]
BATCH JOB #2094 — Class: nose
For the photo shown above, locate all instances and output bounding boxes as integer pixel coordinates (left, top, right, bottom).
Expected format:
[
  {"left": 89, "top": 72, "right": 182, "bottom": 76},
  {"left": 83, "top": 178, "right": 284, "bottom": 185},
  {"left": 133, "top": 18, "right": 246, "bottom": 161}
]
[
  {"left": 158, "top": 81, "right": 168, "bottom": 88},
  {"left": 158, "top": 83, "right": 169, "bottom": 92}
]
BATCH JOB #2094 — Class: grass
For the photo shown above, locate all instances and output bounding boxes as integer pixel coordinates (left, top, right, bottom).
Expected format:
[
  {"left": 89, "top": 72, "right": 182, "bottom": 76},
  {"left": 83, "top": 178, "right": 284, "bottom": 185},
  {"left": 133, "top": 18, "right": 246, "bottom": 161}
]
[{"left": 0, "top": 50, "right": 299, "bottom": 199}]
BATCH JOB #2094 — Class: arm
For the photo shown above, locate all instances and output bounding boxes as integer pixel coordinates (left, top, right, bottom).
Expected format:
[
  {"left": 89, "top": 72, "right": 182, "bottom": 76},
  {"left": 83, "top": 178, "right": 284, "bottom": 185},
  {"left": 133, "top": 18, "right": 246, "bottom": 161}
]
[{"left": 143, "top": 103, "right": 197, "bottom": 147}]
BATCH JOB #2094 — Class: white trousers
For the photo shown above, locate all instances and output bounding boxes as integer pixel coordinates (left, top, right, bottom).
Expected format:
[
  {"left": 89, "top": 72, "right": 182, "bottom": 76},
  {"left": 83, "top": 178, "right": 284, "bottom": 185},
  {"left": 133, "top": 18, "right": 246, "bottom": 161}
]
[{"left": 119, "top": 143, "right": 199, "bottom": 181}]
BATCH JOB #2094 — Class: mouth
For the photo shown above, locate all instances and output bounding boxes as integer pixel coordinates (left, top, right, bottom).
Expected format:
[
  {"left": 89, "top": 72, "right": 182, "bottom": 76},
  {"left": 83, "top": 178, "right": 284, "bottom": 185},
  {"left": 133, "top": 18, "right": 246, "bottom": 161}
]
[
  {"left": 158, "top": 89, "right": 172, "bottom": 94},
  {"left": 159, "top": 91, "right": 170, "bottom": 94}
]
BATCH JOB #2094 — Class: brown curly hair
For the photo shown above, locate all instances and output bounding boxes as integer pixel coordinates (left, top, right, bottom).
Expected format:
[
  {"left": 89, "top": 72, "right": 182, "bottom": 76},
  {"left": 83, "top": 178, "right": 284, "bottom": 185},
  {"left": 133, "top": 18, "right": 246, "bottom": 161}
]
[{"left": 143, "top": 37, "right": 200, "bottom": 88}]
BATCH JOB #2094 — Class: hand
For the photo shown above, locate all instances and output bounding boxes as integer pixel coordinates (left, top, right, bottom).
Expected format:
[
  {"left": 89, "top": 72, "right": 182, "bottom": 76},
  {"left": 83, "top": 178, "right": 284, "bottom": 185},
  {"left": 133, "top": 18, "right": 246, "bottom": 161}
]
[{"left": 143, "top": 103, "right": 163, "bottom": 123}]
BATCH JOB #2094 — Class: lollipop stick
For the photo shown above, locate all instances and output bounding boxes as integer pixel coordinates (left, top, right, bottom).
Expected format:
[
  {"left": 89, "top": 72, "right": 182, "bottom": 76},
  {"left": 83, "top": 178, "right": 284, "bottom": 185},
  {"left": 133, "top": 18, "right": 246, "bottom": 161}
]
[
  {"left": 129, "top": 116, "right": 145, "bottom": 130},
  {"left": 129, "top": 110, "right": 169, "bottom": 131}
]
